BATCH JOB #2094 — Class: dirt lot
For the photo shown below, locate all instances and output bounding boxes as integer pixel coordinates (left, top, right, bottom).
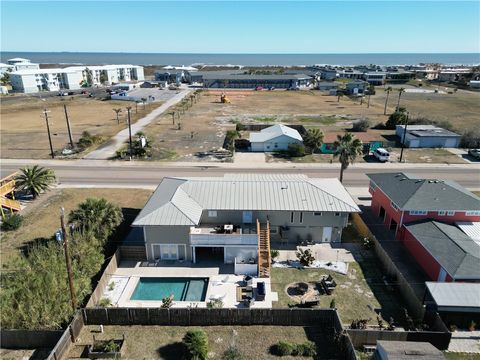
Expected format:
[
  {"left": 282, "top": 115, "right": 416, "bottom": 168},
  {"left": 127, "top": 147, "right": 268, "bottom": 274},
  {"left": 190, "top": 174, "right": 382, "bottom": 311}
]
[
  {"left": 0, "top": 96, "right": 161, "bottom": 159},
  {"left": 0, "top": 188, "right": 152, "bottom": 264},
  {"left": 69, "top": 325, "right": 337, "bottom": 359}
]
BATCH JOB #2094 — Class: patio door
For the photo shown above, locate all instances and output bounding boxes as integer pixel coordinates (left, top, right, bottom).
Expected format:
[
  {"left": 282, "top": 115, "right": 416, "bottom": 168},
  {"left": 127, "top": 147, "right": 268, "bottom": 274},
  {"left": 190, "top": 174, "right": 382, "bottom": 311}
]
[
  {"left": 152, "top": 244, "right": 178, "bottom": 260},
  {"left": 242, "top": 211, "right": 253, "bottom": 224},
  {"left": 322, "top": 227, "right": 332, "bottom": 242}
]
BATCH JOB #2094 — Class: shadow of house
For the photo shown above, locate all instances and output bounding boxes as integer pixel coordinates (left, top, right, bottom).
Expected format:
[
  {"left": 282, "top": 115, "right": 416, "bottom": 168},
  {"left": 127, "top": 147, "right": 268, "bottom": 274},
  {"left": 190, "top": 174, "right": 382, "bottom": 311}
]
[{"left": 157, "top": 342, "right": 186, "bottom": 360}]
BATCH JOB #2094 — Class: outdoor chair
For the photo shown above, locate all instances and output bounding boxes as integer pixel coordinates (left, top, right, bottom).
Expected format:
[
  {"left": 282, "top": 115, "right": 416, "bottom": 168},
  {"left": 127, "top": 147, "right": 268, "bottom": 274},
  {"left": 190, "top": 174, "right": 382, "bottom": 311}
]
[{"left": 256, "top": 281, "right": 266, "bottom": 301}]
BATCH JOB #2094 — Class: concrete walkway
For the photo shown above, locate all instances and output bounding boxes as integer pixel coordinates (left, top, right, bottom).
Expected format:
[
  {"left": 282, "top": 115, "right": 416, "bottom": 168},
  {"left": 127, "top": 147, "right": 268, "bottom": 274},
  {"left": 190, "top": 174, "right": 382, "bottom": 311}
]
[
  {"left": 448, "top": 330, "right": 480, "bottom": 353},
  {"left": 84, "top": 89, "right": 191, "bottom": 160},
  {"left": 234, "top": 152, "right": 266, "bottom": 165}
]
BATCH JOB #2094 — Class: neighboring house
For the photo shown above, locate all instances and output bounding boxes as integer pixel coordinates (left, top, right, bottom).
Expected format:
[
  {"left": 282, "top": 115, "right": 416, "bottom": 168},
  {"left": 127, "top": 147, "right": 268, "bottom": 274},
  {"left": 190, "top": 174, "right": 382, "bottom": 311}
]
[
  {"left": 469, "top": 80, "right": 480, "bottom": 89},
  {"left": 374, "top": 340, "right": 445, "bottom": 360},
  {"left": 319, "top": 68, "right": 338, "bottom": 81},
  {"left": 7, "top": 57, "right": 40, "bottom": 71},
  {"left": 395, "top": 125, "right": 461, "bottom": 148},
  {"left": 132, "top": 174, "right": 360, "bottom": 266},
  {"left": 140, "top": 80, "right": 166, "bottom": 88},
  {"left": 10, "top": 65, "right": 145, "bottom": 93},
  {"left": 424, "top": 282, "right": 480, "bottom": 327},
  {"left": 337, "top": 69, "right": 363, "bottom": 80},
  {"left": 386, "top": 71, "right": 413, "bottom": 84},
  {"left": 345, "top": 80, "right": 368, "bottom": 95},
  {"left": 155, "top": 71, "right": 184, "bottom": 84},
  {"left": 0, "top": 63, "right": 14, "bottom": 74},
  {"left": 364, "top": 72, "right": 387, "bottom": 85},
  {"left": 367, "top": 172, "right": 480, "bottom": 236},
  {"left": 249, "top": 124, "right": 303, "bottom": 152},
  {"left": 317, "top": 82, "right": 338, "bottom": 95},
  {"left": 403, "top": 220, "right": 480, "bottom": 282},
  {"left": 455, "top": 221, "right": 480, "bottom": 246},
  {"left": 199, "top": 73, "right": 312, "bottom": 89}
]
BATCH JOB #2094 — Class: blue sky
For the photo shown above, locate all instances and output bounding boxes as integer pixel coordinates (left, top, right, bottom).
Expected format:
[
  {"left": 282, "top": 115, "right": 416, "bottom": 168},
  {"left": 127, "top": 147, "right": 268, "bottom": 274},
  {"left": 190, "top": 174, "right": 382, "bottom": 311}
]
[{"left": 1, "top": 1, "right": 479, "bottom": 53}]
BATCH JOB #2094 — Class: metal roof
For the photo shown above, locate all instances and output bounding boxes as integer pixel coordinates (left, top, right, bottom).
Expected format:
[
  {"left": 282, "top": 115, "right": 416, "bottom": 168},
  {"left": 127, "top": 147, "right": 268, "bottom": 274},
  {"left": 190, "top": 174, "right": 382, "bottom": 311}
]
[
  {"left": 132, "top": 174, "right": 360, "bottom": 226},
  {"left": 249, "top": 124, "right": 303, "bottom": 143},
  {"left": 202, "top": 73, "right": 311, "bottom": 80},
  {"left": 397, "top": 125, "right": 460, "bottom": 138},
  {"left": 426, "top": 282, "right": 480, "bottom": 310},
  {"left": 456, "top": 222, "right": 480, "bottom": 246},
  {"left": 367, "top": 172, "right": 480, "bottom": 211},
  {"left": 404, "top": 220, "right": 480, "bottom": 279}
]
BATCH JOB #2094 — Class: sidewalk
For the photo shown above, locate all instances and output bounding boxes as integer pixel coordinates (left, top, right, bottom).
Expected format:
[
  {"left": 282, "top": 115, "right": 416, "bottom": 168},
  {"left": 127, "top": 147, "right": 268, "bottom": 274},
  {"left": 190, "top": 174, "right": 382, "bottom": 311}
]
[{"left": 83, "top": 89, "right": 192, "bottom": 160}]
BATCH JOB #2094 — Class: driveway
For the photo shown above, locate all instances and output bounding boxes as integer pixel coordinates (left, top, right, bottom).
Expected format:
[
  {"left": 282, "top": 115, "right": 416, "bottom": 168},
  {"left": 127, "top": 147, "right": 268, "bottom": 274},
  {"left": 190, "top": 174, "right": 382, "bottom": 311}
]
[
  {"left": 83, "top": 89, "right": 191, "bottom": 160},
  {"left": 234, "top": 152, "right": 266, "bottom": 165}
]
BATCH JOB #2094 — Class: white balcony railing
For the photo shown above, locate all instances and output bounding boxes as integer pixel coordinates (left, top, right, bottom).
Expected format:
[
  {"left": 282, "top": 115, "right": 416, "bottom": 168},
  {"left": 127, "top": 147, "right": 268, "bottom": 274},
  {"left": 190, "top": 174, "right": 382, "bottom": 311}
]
[{"left": 190, "top": 227, "right": 258, "bottom": 246}]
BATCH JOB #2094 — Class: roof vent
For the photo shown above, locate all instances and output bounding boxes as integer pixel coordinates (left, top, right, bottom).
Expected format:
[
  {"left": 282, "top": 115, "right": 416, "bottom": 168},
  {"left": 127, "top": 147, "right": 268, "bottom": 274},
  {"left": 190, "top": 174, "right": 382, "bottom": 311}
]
[{"left": 281, "top": 184, "right": 288, "bottom": 190}]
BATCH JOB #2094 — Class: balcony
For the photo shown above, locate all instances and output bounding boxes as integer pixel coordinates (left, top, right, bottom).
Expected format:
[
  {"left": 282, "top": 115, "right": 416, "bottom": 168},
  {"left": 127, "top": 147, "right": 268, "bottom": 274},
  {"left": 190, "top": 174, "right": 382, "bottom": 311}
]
[{"left": 189, "top": 225, "right": 258, "bottom": 246}]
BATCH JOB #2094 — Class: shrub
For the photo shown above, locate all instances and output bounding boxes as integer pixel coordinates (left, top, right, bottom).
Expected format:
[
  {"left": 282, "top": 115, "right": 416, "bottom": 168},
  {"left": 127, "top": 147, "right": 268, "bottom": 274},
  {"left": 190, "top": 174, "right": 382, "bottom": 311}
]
[
  {"left": 270, "top": 249, "right": 280, "bottom": 261},
  {"left": 273, "top": 341, "right": 294, "bottom": 356},
  {"left": 183, "top": 329, "right": 209, "bottom": 360},
  {"left": 351, "top": 119, "right": 370, "bottom": 132},
  {"left": 469, "top": 320, "right": 476, "bottom": 331},
  {"left": 350, "top": 319, "right": 370, "bottom": 329},
  {"left": 460, "top": 129, "right": 480, "bottom": 148},
  {"left": 161, "top": 295, "right": 174, "bottom": 308},
  {"left": 223, "top": 345, "right": 242, "bottom": 360},
  {"left": 385, "top": 108, "right": 408, "bottom": 129},
  {"left": 287, "top": 143, "right": 306, "bottom": 157},
  {"left": 207, "top": 298, "right": 223, "bottom": 309},
  {"left": 97, "top": 298, "right": 112, "bottom": 307},
  {"left": 235, "top": 122, "right": 247, "bottom": 131},
  {"left": 329, "top": 299, "right": 336, "bottom": 309},
  {"left": 296, "top": 248, "right": 315, "bottom": 267},
  {"left": 1, "top": 213, "right": 23, "bottom": 231},
  {"left": 295, "top": 342, "right": 316, "bottom": 357}
]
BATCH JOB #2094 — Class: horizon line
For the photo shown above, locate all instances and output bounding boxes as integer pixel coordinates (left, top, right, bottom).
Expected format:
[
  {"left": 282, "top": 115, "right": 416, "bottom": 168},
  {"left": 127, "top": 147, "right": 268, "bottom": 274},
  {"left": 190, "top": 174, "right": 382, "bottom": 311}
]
[{"left": 1, "top": 51, "right": 479, "bottom": 55}]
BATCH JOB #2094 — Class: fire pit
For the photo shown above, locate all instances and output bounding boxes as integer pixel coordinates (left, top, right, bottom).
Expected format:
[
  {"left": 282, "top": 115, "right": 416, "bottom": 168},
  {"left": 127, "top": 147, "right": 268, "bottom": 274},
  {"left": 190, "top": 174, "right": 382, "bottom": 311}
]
[{"left": 286, "top": 282, "right": 310, "bottom": 297}]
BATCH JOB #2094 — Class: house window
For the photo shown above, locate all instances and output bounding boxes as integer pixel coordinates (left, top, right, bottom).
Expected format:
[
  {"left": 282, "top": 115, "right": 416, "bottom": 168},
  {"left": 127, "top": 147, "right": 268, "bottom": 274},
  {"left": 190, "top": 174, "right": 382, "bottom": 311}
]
[
  {"left": 409, "top": 210, "right": 427, "bottom": 216},
  {"left": 447, "top": 211, "right": 455, "bottom": 216},
  {"left": 391, "top": 202, "right": 400, "bottom": 211},
  {"left": 335, "top": 212, "right": 341, "bottom": 217},
  {"left": 270, "top": 226, "right": 278, "bottom": 234},
  {"left": 208, "top": 210, "right": 217, "bottom": 218},
  {"left": 299, "top": 212, "right": 303, "bottom": 223},
  {"left": 290, "top": 212, "right": 294, "bottom": 223},
  {"left": 438, "top": 211, "right": 446, "bottom": 216},
  {"left": 314, "top": 212, "right": 322, "bottom": 216},
  {"left": 466, "top": 211, "right": 480, "bottom": 216}
]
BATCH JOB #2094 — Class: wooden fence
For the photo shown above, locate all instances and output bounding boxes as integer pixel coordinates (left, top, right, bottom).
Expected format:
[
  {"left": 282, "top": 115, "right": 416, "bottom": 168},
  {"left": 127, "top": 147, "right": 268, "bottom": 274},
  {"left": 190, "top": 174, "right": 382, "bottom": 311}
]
[
  {"left": 0, "top": 329, "right": 64, "bottom": 349},
  {"left": 119, "top": 245, "right": 146, "bottom": 260},
  {"left": 351, "top": 213, "right": 426, "bottom": 320},
  {"left": 86, "top": 249, "right": 120, "bottom": 308}
]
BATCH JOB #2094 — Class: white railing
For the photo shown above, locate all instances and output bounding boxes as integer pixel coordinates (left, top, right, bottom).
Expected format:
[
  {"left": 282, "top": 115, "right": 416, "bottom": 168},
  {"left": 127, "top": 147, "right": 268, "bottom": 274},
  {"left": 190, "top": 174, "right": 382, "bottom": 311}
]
[
  {"left": 234, "top": 257, "right": 258, "bottom": 276},
  {"left": 190, "top": 233, "right": 258, "bottom": 246}
]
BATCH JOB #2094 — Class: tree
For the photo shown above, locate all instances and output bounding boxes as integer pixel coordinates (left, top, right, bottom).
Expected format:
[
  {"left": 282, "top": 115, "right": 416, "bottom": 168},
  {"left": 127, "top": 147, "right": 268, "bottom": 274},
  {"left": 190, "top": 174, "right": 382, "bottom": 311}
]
[
  {"left": 113, "top": 108, "right": 122, "bottom": 125},
  {"left": 303, "top": 128, "right": 324, "bottom": 154},
  {"left": 385, "top": 107, "right": 408, "bottom": 129},
  {"left": 351, "top": 119, "right": 370, "bottom": 132},
  {"left": 68, "top": 198, "right": 123, "bottom": 242},
  {"left": 183, "top": 329, "right": 209, "bottom": 360},
  {"left": 333, "top": 133, "right": 363, "bottom": 183},
  {"left": 15, "top": 165, "right": 56, "bottom": 199},
  {"left": 287, "top": 143, "right": 306, "bottom": 157},
  {"left": 99, "top": 72, "right": 108, "bottom": 85},
  {"left": 337, "top": 91, "right": 344, "bottom": 102},
  {"left": 396, "top": 87, "right": 405, "bottom": 110},
  {"left": 1, "top": 72, "right": 10, "bottom": 85},
  {"left": 84, "top": 67, "right": 93, "bottom": 86},
  {"left": 384, "top": 86, "right": 393, "bottom": 115}
]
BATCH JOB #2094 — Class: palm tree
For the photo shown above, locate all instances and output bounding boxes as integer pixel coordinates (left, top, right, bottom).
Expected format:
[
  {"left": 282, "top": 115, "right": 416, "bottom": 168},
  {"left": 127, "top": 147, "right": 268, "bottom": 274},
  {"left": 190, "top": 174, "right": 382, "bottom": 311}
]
[
  {"left": 333, "top": 133, "right": 363, "bottom": 183},
  {"left": 15, "top": 165, "right": 56, "bottom": 199},
  {"left": 303, "top": 128, "right": 324, "bottom": 154},
  {"left": 141, "top": 97, "right": 148, "bottom": 110},
  {"left": 68, "top": 197, "right": 123, "bottom": 241},
  {"left": 396, "top": 87, "right": 405, "bottom": 110},
  {"left": 383, "top": 86, "right": 393, "bottom": 115},
  {"left": 113, "top": 108, "right": 122, "bottom": 124}
]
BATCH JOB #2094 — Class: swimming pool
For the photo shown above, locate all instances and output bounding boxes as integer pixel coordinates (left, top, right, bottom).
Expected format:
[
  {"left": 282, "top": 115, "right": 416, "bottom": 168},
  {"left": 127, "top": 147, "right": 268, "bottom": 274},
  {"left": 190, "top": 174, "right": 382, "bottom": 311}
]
[{"left": 130, "top": 277, "right": 209, "bottom": 301}]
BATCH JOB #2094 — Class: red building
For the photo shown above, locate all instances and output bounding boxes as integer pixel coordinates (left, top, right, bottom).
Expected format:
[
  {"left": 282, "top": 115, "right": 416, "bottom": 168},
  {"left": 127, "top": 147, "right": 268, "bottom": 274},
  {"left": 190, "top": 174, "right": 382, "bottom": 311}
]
[
  {"left": 367, "top": 173, "right": 480, "bottom": 239},
  {"left": 403, "top": 221, "right": 480, "bottom": 282}
]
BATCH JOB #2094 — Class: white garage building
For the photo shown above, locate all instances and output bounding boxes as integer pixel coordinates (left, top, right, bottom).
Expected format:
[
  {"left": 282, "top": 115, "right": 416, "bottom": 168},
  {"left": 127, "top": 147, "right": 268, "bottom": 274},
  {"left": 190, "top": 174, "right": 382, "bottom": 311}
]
[{"left": 249, "top": 124, "right": 303, "bottom": 152}]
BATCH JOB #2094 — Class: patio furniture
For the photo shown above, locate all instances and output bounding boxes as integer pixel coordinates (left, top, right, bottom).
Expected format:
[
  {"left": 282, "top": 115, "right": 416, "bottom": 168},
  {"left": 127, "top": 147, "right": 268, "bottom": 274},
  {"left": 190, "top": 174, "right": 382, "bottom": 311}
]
[
  {"left": 243, "top": 275, "right": 254, "bottom": 286},
  {"left": 224, "top": 224, "right": 233, "bottom": 233},
  {"left": 243, "top": 296, "right": 255, "bottom": 308},
  {"left": 256, "top": 282, "right": 266, "bottom": 301}
]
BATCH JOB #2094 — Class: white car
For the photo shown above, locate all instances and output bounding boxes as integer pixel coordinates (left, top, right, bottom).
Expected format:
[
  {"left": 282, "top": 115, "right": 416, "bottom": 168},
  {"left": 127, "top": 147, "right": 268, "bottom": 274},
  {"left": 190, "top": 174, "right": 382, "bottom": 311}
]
[{"left": 373, "top": 148, "right": 390, "bottom": 162}]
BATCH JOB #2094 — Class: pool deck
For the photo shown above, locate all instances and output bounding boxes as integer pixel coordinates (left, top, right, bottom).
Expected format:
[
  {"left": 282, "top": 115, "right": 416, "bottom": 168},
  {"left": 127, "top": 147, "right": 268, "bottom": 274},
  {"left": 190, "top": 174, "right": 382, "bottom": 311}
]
[{"left": 105, "top": 260, "right": 277, "bottom": 309}]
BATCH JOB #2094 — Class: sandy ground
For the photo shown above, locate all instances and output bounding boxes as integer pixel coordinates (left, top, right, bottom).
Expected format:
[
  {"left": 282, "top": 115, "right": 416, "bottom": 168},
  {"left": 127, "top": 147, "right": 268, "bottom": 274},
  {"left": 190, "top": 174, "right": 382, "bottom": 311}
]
[{"left": 0, "top": 95, "right": 161, "bottom": 159}]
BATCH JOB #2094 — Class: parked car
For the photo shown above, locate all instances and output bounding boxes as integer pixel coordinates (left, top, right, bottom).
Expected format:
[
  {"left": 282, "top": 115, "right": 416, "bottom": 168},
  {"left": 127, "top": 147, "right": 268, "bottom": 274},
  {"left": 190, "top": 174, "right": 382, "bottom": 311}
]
[
  {"left": 255, "top": 86, "right": 263, "bottom": 91},
  {"left": 373, "top": 148, "right": 390, "bottom": 162},
  {"left": 468, "top": 149, "right": 480, "bottom": 160}
]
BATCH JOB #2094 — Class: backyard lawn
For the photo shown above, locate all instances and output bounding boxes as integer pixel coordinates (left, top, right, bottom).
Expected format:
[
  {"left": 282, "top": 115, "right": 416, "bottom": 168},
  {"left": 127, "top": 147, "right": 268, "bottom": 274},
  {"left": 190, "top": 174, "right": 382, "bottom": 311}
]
[
  {"left": 68, "top": 325, "right": 337, "bottom": 360},
  {"left": 271, "top": 252, "right": 406, "bottom": 326},
  {"left": 0, "top": 188, "right": 152, "bottom": 264}
]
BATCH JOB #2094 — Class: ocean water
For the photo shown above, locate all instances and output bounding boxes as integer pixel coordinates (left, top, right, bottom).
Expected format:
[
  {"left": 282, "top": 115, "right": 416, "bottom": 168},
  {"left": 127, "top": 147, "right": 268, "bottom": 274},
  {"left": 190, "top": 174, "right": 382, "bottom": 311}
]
[{"left": 1, "top": 52, "right": 478, "bottom": 66}]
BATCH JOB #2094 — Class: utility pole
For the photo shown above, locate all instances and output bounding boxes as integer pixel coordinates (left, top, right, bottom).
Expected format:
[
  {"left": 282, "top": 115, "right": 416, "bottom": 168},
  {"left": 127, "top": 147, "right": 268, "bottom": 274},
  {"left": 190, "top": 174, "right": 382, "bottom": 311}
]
[
  {"left": 60, "top": 207, "right": 77, "bottom": 311},
  {"left": 63, "top": 104, "right": 74, "bottom": 149},
  {"left": 43, "top": 108, "right": 55, "bottom": 159},
  {"left": 399, "top": 112, "right": 409, "bottom": 163},
  {"left": 126, "top": 106, "right": 133, "bottom": 160}
]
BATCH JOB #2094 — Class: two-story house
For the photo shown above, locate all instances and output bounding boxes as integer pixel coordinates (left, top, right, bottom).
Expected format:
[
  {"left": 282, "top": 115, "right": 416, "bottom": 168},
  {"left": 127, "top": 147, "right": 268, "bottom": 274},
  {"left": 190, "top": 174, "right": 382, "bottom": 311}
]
[
  {"left": 132, "top": 174, "right": 360, "bottom": 270},
  {"left": 367, "top": 172, "right": 480, "bottom": 238}
]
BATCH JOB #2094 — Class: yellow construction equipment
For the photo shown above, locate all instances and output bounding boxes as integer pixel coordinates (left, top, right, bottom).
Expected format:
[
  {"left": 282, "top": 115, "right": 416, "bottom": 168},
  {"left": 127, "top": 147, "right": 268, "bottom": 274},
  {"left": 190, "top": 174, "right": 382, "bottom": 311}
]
[
  {"left": 1, "top": 173, "right": 21, "bottom": 217},
  {"left": 220, "top": 93, "right": 231, "bottom": 104}
]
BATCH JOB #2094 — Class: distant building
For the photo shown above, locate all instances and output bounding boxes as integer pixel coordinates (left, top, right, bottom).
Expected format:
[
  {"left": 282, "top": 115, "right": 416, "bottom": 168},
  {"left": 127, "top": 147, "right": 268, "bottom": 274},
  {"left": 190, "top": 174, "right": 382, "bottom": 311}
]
[
  {"left": 319, "top": 68, "right": 338, "bottom": 81},
  {"left": 469, "top": 80, "right": 480, "bottom": 89},
  {"left": 200, "top": 73, "right": 312, "bottom": 89},
  {"left": 403, "top": 220, "right": 480, "bottom": 282},
  {"left": 249, "top": 124, "right": 303, "bottom": 152},
  {"left": 386, "top": 71, "right": 413, "bottom": 84},
  {"left": 375, "top": 340, "right": 445, "bottom": 360},
  {"left": 317, "top": 82, "right": 337, "bottom": 95},
  {"left": 395, "top": 125, "right": 461, "bottom": 148},
  {"left": 0, "top": 63, "right": 14, "bottom": 74},
  {"left": 345, "top": 80, "right": 368, "bottom": 95},
  {"left": 7, "top": 57, "right": 40, "bottom": 71},
  {"left": 10, "top": 64, "right": 144, "bottom": 93},
  {"left": 364, "top": 72, "right": 387, "bottom": 85},
  {"left": 337, "top": 69, "right": 363, "bottom": 80},
  {"left": 155, "top": 70, "right": 184, "bottom": 84}
]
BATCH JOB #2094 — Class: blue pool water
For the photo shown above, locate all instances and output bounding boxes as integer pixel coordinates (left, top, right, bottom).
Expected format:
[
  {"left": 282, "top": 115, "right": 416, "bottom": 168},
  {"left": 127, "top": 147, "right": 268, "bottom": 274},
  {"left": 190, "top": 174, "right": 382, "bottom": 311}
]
[{"left": 130, "top": 278, "right": 209, "bottom": 301}]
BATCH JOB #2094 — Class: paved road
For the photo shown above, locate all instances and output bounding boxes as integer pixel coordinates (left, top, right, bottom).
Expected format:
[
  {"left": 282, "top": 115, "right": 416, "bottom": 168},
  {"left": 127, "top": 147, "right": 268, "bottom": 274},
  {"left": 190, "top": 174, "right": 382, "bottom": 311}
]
[
  {"left": 83, "top": 89, "right": 191, "bottom": 160},
  {"left": 2, "top": 160, "right": 479, "bottom": 189}
]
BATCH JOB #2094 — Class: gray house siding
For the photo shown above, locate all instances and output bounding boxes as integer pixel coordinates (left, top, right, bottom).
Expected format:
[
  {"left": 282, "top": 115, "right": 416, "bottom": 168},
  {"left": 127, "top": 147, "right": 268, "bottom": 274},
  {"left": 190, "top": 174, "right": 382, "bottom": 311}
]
[
  {"left": 144, "top": 225, "right": 191, "bottom": 260},
  {"left": 251, "top": 135, "right": 303, "bottom": 152}
]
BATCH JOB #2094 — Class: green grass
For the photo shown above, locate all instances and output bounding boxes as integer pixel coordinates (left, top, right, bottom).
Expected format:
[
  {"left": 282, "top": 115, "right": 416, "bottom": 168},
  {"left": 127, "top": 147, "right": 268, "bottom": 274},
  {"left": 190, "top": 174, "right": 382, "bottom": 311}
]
[
  {"left": 252, "top": 116, "right": 278, "bottom": 123},
  {"left": 444, "top": 352, "right": 480, "bottom": 360},
  {"left": 296, "top": 116, "right": 338, "bottom": 125},
  {"left": 69, "top": 325, "right": 337, "bottom": 359}
]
